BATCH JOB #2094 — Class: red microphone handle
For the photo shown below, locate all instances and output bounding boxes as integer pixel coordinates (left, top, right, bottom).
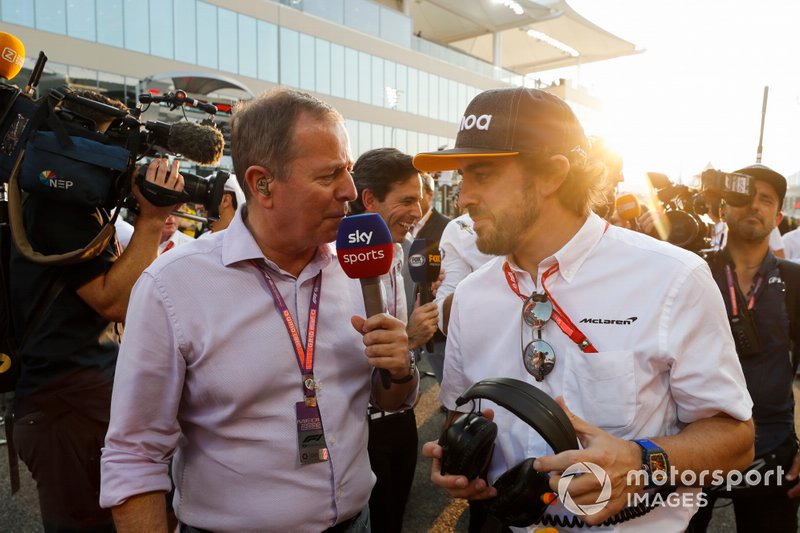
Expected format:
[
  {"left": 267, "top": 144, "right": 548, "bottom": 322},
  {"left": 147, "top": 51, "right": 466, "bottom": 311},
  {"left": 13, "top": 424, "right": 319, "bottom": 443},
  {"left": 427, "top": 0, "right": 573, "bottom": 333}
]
[{"left": 360, "top": 277, "right": 392, "bottom": 389}]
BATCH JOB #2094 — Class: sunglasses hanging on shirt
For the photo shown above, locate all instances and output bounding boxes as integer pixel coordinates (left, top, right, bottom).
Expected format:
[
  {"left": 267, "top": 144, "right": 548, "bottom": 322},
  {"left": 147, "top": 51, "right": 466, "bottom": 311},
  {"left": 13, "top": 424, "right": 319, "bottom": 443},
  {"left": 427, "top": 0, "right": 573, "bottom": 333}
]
[{"left": 521, "top": 293, "right": 556, "bottom": 381}]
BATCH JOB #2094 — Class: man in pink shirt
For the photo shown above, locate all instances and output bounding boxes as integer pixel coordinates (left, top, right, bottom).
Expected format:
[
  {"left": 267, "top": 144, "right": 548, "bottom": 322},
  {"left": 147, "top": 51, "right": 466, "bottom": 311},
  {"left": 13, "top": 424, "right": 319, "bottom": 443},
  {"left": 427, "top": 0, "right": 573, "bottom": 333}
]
[{"left": 101, "top": 89, "right": 418, "bottom": 532}]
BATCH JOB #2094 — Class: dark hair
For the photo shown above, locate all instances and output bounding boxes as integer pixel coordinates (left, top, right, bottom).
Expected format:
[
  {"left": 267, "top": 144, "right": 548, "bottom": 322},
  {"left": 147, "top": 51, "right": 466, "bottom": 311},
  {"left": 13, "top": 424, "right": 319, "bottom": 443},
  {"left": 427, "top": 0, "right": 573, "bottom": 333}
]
[
  {"left": 348, "top": 148, "right": 418, "bottom": 215},
  {"left": 63, "top": 89, "right": 127, "bottom": 130},
  {"left": 230, "top": 88, "right": 343, "bottom": 199}
]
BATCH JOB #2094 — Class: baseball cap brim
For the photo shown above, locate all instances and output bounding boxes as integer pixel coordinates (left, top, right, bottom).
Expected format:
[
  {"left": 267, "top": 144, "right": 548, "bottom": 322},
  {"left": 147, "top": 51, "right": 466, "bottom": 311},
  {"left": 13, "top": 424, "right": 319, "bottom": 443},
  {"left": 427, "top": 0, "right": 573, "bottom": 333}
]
[{"left": 413, "top": 148, "right": 519, "bottom": 172}]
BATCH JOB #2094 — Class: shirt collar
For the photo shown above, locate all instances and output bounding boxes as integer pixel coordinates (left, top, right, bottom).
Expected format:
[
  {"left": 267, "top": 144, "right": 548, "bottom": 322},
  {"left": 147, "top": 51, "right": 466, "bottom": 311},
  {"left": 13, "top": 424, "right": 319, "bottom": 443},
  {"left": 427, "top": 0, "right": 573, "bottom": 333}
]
[
  {"left": 222, "top": 206, "right": 333, "bottom": 278},
  {"left": 505, "top": 211, "right": 606, "bottom": 284},
  {"left": 411, "top": 208, "right": 433, "bottom": 237}
]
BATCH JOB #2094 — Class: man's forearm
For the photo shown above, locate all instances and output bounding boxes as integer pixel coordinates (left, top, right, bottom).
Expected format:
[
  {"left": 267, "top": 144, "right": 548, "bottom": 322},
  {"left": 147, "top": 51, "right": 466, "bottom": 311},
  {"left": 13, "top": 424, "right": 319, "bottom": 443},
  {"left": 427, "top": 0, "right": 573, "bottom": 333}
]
[
  {"left": 111, "top": 491, "right": 169, "bottom": 533},
  {"left": 654, "top": 414, "right": 755, "bottom": 484},
  {"left": 81, "top": 216, "right": 164, "bottom": 322}
]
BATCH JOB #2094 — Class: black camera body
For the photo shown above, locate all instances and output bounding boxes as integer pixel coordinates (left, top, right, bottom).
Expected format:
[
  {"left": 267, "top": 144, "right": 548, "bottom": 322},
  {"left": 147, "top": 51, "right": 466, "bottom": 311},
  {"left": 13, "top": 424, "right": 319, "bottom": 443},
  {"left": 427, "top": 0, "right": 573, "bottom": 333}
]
[{"left": 647, "top": 170, "right": 756, "bottom": 256}]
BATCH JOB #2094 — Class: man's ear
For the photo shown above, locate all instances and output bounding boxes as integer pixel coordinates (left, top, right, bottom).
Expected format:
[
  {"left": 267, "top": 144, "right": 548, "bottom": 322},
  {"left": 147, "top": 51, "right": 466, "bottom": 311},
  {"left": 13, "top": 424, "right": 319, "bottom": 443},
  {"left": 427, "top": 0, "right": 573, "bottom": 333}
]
[
  {"left": 220, "top": 193, "right": 233, "bottom": 209},
  {"left": 244, "top": 166, "right": 273, "bottom": 206},
  {"left": 777, "top": 210, "right": 785, "bottom": 228},
  {"left": 362, "top": 188, "right": 378, "bottom": 211},
  {"left": 537, "top": 154, "right": 571, "bottom": 198}
]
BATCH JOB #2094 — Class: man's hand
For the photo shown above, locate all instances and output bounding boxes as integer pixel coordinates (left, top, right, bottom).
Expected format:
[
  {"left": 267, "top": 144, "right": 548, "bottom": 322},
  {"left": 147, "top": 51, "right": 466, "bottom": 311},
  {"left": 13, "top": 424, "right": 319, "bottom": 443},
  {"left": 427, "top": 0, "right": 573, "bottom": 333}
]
[
  {"left": 351, "top": 313, "right": 410, "bottom": 379},
  {"left": 786, "top": 450, "right": 800, "bottom": 498},
  {"left": 134, "top": 158, "right": 185, "bottom": 222},
  {"left": 533, "top": 398, "right": 642, "bottom": 526},
  {"left": 421, "top": 408, "right": 497, "bottom": 501},
  {"left": 407, "top": 299, "right": 439, "bottom": 350},
  {"left": 431, "top": 268, "right": 445, "bottom": 297},
  {"left": 637, "top": 206, "right": 668, "bottom": 240}
]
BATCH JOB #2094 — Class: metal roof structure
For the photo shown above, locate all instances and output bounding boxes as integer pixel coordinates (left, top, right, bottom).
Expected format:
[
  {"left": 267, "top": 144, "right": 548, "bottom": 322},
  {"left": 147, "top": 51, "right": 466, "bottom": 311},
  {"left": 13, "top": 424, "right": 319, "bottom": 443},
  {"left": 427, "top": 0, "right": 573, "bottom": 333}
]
[{"left": 404, "top": 0, "right": 640, "bottom": 74}]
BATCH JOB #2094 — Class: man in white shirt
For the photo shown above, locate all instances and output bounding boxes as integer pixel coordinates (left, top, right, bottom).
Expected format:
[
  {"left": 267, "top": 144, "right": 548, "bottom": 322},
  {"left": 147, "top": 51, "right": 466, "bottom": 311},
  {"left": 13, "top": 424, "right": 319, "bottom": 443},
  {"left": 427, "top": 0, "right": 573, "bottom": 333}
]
[{"left": 414, "top": 87, "right": 754, "bottom": 532}]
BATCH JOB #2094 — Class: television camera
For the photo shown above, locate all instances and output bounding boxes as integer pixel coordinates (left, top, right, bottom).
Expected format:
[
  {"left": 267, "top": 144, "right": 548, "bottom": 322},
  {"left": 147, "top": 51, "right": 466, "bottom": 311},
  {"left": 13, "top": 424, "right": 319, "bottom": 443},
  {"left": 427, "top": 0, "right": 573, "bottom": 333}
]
[{"left": 647, "top": 169, "right": 755, "bottom": 254}]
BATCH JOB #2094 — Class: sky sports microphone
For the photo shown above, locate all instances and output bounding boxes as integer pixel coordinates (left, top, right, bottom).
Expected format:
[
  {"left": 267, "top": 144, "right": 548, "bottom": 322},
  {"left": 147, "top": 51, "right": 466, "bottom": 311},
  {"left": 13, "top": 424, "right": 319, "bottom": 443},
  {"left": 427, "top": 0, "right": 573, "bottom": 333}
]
[
  {"left": 337, "top": 213, "right": 395, "bottom": 388},
  {"left": 408, "top": 238, "right": 442, "bottom": 352},
  {"left": 615, "top": 193, "right": 641, "bottom": 230},
  {"left": 0, "top": 32, "right": 25, "bottom": 82}
]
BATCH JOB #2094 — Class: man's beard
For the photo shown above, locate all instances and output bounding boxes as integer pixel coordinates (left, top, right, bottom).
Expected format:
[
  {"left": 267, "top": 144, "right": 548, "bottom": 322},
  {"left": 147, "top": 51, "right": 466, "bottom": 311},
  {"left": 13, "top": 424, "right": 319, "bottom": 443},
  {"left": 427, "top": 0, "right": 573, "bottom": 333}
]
[
  {"left": 727, "top": 214, "right": 772, "bottom": 243},
  {"left": 471, "top": 193, "right": 540, "bottom": 256}
]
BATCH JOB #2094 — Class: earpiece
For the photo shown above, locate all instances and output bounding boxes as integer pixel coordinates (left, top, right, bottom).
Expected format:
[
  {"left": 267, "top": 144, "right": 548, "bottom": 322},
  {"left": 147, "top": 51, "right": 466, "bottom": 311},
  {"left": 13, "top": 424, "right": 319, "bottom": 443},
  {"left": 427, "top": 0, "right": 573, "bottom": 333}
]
[
  {"left": 256, "top": 177, "right": 270, "bottom": 196},
  {"left": 256, "top": 175, "right": 275, "bottom": 196}
]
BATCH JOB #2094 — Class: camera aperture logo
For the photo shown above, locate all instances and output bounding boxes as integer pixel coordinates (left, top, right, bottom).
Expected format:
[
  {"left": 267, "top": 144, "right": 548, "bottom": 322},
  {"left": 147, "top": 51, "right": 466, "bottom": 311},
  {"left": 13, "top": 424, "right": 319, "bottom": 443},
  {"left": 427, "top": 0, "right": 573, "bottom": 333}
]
[{"left": 557, "top": 461, "right": 612, "bottom": 516}]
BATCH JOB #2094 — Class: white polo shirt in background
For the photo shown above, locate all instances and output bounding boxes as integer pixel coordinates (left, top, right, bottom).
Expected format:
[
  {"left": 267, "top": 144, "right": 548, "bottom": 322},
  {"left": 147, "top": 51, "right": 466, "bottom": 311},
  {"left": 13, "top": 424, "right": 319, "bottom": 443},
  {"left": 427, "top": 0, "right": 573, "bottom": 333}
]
[
  {"left": 440, "top": 211, "right": 752, "bottom": 533},
  {"left": 434, "top": 213, "right": 493, "bottom": 331}
]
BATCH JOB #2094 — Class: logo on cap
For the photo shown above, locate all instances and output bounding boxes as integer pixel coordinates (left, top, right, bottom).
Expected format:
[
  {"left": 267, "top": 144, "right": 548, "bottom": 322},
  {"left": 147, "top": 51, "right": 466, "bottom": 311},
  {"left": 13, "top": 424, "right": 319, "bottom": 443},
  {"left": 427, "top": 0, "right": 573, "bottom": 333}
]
[{"left": 459, "top": 114, "right": 492, "bottom": 132}]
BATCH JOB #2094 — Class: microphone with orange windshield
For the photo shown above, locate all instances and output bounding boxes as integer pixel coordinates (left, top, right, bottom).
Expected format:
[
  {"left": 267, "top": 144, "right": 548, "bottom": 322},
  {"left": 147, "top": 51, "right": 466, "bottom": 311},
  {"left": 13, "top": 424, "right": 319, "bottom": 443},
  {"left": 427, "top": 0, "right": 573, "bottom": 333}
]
[{"left": 0, "top": 32, "right": 25, "bottom": 82}]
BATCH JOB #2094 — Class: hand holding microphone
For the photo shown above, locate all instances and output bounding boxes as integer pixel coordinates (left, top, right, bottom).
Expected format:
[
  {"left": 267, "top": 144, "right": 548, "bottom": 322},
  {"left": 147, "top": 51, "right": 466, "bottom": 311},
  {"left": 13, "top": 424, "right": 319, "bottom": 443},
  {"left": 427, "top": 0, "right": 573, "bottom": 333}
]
[
  {"left": 408, "top": 238, "right": 441, "bottom": 352},
  {"left": 337, "top": 214, "right": 410, "bottom": 388}
]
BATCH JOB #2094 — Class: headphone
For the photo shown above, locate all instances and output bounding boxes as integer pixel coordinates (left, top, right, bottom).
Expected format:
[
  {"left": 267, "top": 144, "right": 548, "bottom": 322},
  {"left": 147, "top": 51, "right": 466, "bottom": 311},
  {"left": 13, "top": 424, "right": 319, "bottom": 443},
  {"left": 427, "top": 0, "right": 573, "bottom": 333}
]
[{"left": 438, "top": 377, "right": 578, "bottom": 527}]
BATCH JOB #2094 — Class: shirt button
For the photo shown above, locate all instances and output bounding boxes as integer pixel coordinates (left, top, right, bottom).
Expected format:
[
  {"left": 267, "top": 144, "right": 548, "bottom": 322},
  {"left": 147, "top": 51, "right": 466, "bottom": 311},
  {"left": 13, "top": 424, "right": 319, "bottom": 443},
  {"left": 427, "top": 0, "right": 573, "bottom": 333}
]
[
  {"left": 336, "top": 489, "right": 343, "bottom": 500},
  {"left": 329, "top": 436, "right": 336, "bottom": 444}
]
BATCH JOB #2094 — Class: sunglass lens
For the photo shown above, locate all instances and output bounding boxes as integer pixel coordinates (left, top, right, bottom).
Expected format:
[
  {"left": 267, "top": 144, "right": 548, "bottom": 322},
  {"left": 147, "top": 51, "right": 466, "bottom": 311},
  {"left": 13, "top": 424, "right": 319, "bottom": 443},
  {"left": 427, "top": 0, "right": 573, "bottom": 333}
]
[
  {"left": 522, "top": 294, "right": 553, "bottom": 329},
  {"left": 523, "top": 339, "right": 555, "bottom": 382}
]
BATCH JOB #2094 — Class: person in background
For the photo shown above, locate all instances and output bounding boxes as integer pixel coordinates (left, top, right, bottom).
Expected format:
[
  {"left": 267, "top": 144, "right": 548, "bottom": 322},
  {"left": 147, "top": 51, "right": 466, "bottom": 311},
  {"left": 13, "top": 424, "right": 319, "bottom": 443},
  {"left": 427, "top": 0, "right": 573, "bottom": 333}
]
[
  {"left": 10, "top": 89, "right": 185, "bottom": 533},
  {"left": 348, "top": 147, "right": 438, "bottom": 533},
  {"left": 690, "top": 164, "right": 800, "bottom": 533},
  {"left": 408, "top": 172, "right": 451, "bottom": 382}
]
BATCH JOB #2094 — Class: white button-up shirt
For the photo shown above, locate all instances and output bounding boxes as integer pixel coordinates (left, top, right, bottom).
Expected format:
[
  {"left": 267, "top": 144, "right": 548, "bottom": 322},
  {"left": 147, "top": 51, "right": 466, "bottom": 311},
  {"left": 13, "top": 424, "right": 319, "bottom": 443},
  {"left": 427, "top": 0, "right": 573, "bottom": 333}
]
[{"left": 440, "top": 212, "right": 752, "bottom": 532}]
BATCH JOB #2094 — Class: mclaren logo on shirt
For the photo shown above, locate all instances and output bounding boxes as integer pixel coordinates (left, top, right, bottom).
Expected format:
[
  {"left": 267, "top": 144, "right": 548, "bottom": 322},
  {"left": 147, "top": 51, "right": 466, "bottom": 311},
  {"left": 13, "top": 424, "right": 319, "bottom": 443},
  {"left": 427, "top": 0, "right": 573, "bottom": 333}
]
[{"left": 580, "top": 316, "right": 638, "bottom": 325}]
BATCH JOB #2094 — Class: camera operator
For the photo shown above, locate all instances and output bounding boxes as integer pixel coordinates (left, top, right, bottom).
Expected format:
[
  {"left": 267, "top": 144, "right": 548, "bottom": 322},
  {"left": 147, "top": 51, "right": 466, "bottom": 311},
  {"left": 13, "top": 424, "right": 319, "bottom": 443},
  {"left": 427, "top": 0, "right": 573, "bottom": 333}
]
[
  {"left": 415, "top": 87, "right": 754, "bottom": 531},
  {"left": 688, "top": 165, "right": 800, "bottom": 533},
  {"left": 9, "top": 90, "right": 185, "bottom": 533}
]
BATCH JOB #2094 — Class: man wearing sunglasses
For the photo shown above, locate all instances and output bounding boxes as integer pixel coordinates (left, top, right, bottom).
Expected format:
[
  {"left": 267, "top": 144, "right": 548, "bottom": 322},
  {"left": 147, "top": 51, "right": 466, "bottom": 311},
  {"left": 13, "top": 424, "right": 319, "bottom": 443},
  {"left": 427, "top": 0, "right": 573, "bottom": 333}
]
[
  {"left": 689, "top": 165, "right": 800, "bottom": 532},
  {"left": 415, "top": 87, "right": 755, "bottom": 531}
]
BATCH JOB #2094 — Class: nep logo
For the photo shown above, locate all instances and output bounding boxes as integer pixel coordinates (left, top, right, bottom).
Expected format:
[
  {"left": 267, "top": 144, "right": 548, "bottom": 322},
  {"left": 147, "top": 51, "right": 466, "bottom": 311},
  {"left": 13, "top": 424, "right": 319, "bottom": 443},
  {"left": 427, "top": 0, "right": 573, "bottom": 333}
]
[{"left": 39, "top": 170, "right": 73, "bottom": 190}]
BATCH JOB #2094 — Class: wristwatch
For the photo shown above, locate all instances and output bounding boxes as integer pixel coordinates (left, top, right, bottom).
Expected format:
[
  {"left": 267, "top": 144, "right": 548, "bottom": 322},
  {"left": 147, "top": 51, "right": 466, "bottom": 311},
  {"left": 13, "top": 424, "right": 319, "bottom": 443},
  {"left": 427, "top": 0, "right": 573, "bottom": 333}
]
[
  {"left": 632, "top": 438, "right": 670, "bottom": 488},
  {"left": 390, "top": 351, "right": 417, "bottom": 384}
]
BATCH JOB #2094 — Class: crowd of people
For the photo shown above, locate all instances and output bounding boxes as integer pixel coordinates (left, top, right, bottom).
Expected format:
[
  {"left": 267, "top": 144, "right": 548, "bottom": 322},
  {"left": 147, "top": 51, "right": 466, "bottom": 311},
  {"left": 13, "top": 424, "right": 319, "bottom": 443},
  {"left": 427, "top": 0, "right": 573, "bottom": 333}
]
[{"left": 4, "top": 82, "right": 800, "bottom": 533}]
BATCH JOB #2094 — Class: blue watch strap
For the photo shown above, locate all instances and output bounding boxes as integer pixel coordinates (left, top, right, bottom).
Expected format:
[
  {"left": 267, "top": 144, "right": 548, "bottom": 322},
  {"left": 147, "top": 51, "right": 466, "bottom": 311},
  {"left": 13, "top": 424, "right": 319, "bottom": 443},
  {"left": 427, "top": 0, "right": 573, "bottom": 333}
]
[{"left": 633, "top": 438, "right": 669, "bottom": 488}]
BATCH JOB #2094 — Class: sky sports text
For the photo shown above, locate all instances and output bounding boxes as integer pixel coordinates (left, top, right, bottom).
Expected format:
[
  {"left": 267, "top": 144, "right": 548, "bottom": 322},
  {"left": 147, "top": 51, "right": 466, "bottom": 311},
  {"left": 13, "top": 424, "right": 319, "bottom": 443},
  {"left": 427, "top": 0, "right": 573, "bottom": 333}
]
[{"left": 340, "top": 249, "right": 385, "bottom": 264}]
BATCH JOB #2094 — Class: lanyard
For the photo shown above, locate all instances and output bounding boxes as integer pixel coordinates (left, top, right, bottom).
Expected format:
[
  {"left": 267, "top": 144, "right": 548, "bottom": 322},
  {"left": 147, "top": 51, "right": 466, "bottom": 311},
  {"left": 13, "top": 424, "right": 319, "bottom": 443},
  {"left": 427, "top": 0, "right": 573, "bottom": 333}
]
[
  {"left": 503, "top": 262, "right": 597, "bottom": 353},
  {"left": 724, "top": 264, "right": 763, "bottom": 317},
  {"left": 252, "top": 260, "right": 322, "bottom": 404}
]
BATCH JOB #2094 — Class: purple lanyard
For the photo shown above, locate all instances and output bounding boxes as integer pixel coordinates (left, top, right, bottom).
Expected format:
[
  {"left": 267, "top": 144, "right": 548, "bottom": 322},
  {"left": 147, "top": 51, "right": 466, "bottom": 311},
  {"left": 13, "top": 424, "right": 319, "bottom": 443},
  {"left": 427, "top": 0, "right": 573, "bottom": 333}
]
[
  {"left": 252, "top": 260, "right": 322, "bottom": 402},
  {"left": 724, "top": 264, "right": 763, "bottom": 317}
]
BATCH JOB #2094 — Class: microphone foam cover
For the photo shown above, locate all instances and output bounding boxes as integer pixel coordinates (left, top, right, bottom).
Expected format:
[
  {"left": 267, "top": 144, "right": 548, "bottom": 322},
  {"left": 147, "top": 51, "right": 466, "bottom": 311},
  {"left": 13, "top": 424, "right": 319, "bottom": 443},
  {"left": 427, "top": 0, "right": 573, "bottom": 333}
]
[
  {"left": 0, "top": 32, "right": 25, "bottom": 81},
  {"left": 167, "top": 121, "right": 224, "bottom": 165},
  {"left": 336, "top": 213, "right": 394, "bottom": 279},
  {"left": 408, "top": 238, "right": 429, "bottom": 284},
  {"left": 615, "top": 193, "right": 641, "bottom": 221}
]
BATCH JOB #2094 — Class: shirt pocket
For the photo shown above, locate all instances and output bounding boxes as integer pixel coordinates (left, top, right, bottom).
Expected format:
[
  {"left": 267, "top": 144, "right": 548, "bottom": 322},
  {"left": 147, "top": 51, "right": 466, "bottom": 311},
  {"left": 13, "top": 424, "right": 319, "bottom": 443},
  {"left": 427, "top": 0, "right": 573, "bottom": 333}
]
[{"left": 563, "top": 349, "right": 636, "bottom": 429}]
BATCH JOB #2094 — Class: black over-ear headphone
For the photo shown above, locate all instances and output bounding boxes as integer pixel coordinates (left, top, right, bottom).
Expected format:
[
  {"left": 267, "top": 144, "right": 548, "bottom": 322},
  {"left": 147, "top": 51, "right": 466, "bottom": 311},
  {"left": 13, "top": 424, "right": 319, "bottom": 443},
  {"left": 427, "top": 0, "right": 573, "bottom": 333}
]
[{"left": 438, "top": 377, "right": 578, "bottom": 527}]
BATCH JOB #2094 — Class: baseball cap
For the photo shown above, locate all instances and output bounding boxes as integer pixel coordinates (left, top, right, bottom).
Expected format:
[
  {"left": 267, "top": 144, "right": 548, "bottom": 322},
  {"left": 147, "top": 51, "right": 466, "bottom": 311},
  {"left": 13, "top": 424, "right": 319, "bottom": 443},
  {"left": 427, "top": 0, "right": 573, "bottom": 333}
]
[
  {"left": 224, "top": 174, "right": 246, "bottom": 206},
  {"left": 413, "top": 87, "right": 588, "bottom": 172},
  {"left": 734, "top": 164, "right": 786, "bottom": 204}
]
